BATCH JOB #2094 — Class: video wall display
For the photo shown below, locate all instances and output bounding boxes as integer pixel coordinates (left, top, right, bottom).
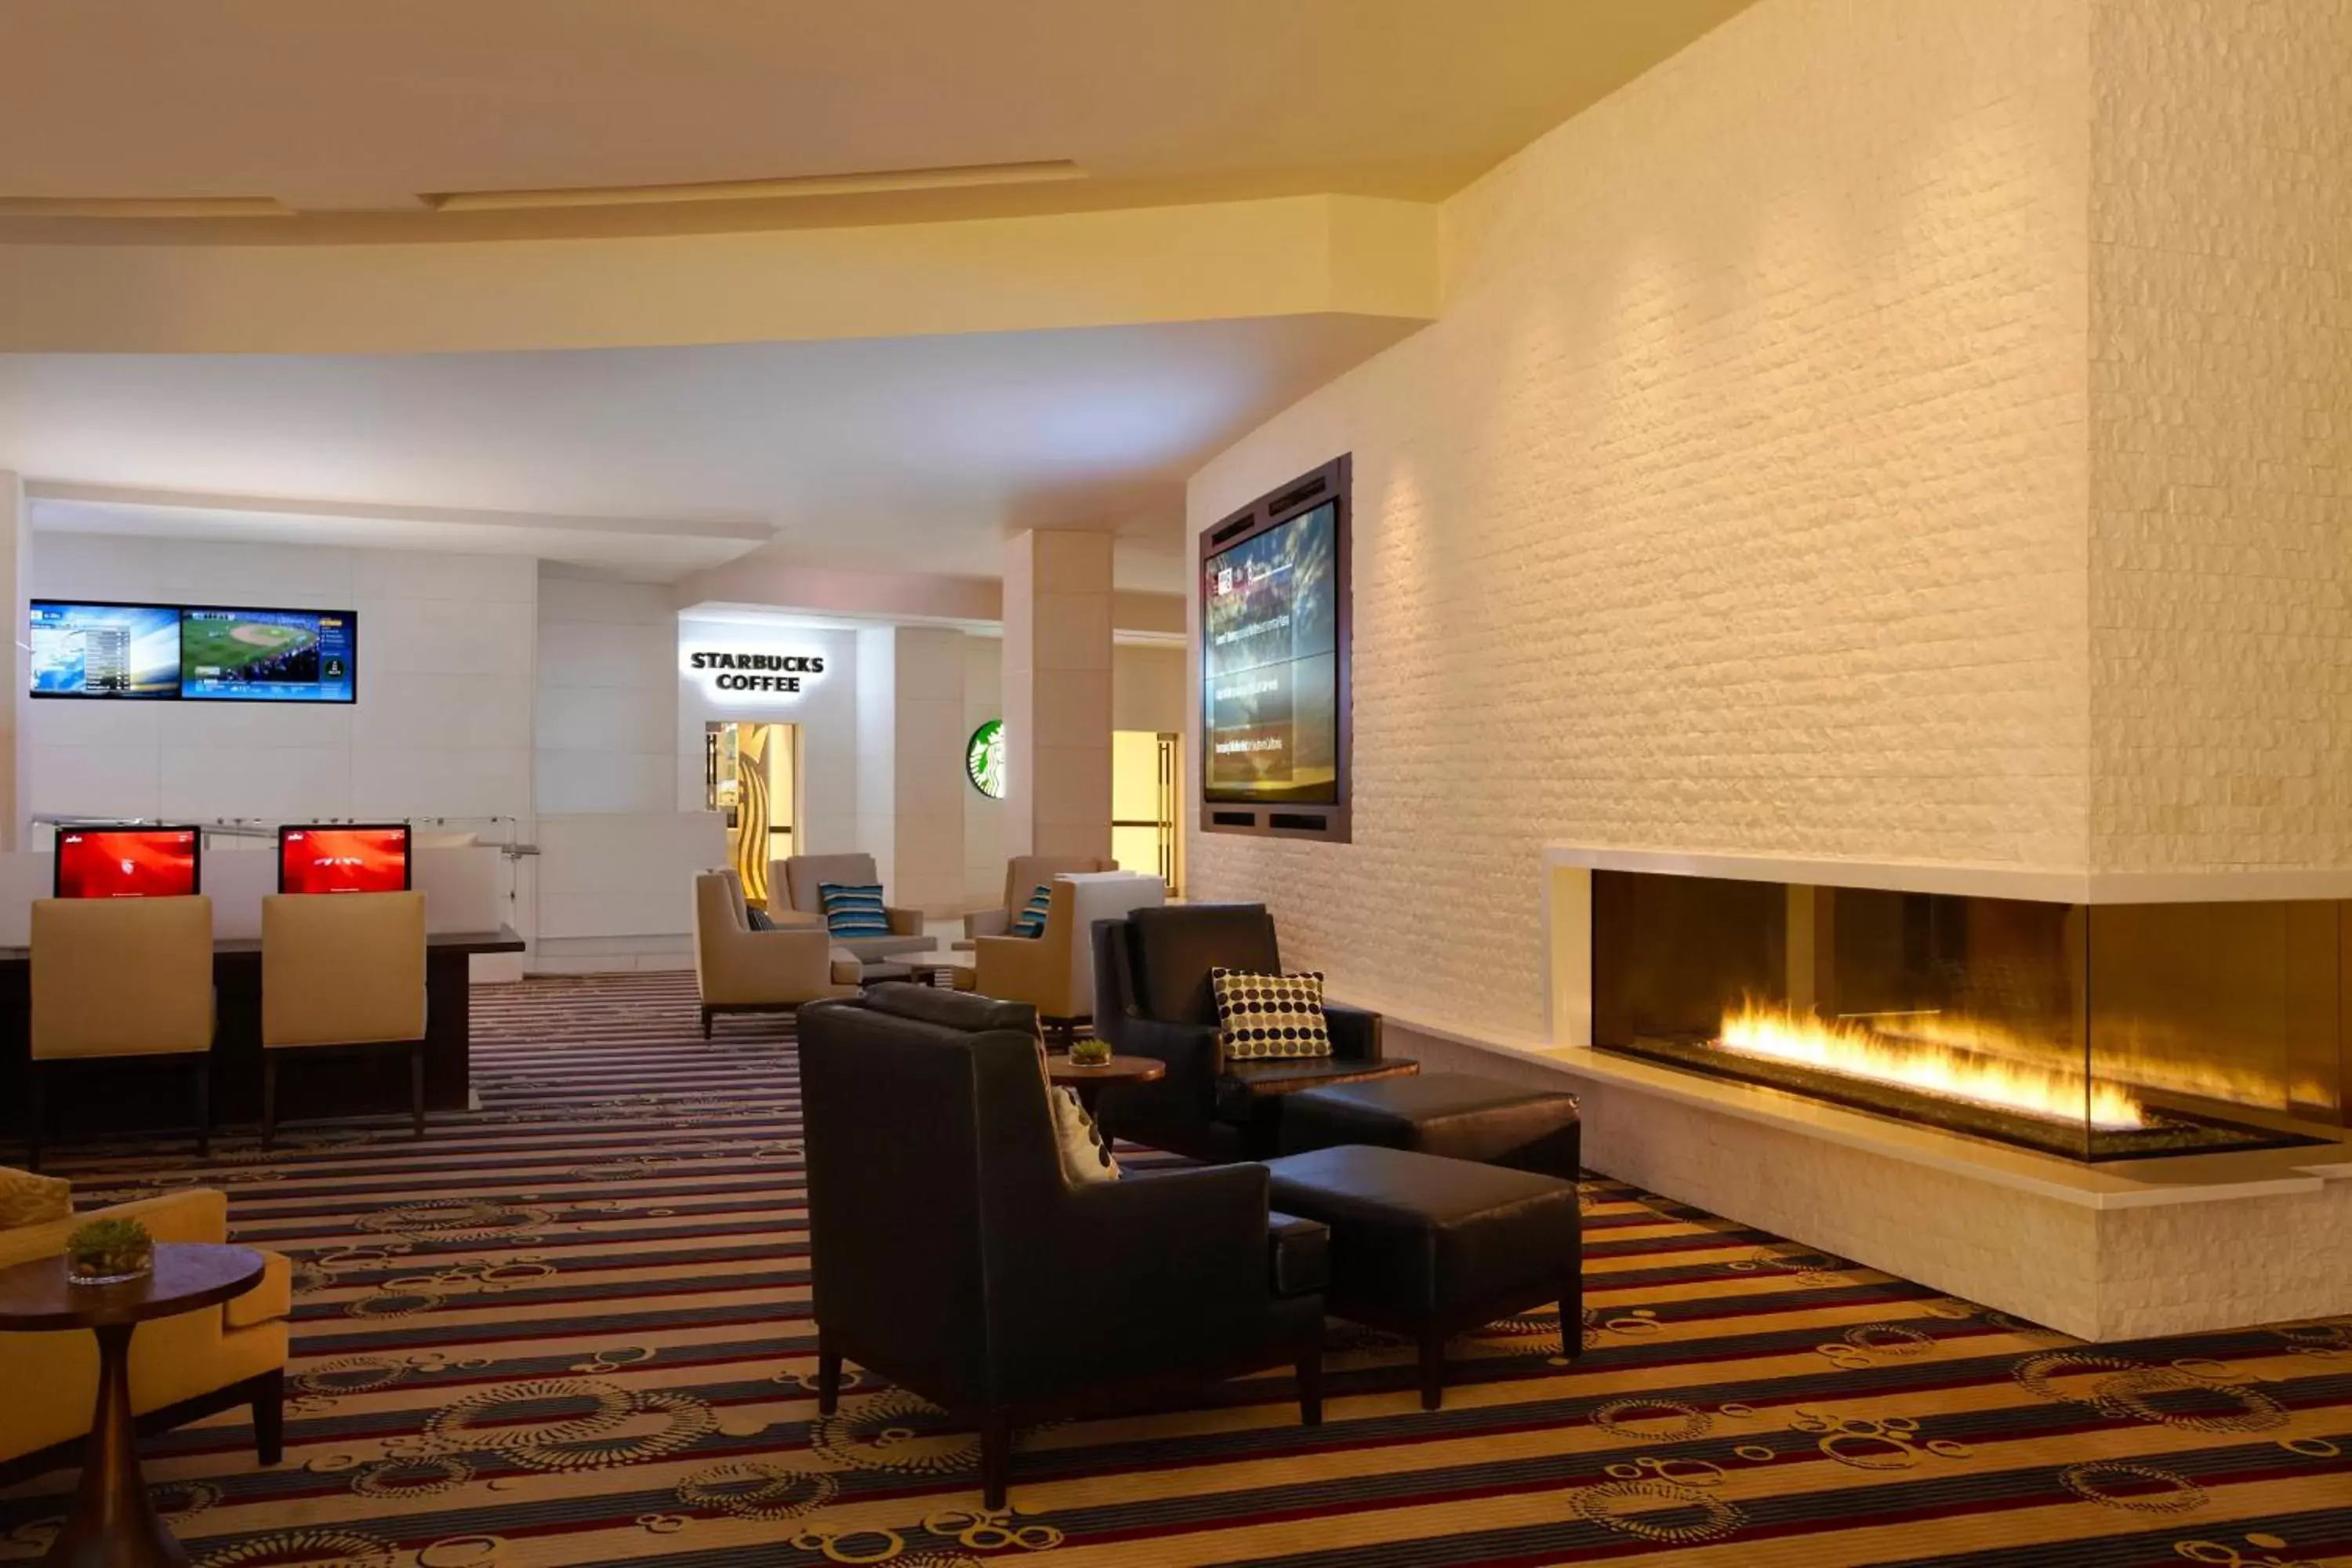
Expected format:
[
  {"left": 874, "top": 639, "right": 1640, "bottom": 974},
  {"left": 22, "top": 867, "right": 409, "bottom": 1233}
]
[
  {"left": 53, "top": 826, "right": 201, "bottom": 899},
  {"left": 278, "top": 823, "right": 411, "bottom": 895},
  {"left": 27, "top": 601, "right": 358, "bottom": 704},
  {"left": 1203, "top": 497, "right": 1341, "bottom": 805}
]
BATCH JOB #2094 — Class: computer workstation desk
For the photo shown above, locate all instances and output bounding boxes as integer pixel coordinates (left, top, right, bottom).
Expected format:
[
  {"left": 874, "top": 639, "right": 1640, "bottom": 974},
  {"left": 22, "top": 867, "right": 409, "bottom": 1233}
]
[{"left": 0, "top": 927, "right": 525, "bottom": 1134}]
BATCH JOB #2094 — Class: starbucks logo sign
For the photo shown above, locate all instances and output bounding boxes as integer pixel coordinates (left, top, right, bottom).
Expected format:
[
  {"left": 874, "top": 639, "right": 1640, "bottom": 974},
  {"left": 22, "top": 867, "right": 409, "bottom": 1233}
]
[{"left": 965, "top": 720, "right": 1005, "bottom": 799}]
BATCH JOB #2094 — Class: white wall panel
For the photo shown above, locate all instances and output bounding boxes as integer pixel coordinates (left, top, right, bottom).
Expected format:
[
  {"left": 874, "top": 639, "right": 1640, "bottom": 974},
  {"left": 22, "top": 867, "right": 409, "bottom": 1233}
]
[{"left": 25, "top": 535, "right": 534, "bottom": 846}]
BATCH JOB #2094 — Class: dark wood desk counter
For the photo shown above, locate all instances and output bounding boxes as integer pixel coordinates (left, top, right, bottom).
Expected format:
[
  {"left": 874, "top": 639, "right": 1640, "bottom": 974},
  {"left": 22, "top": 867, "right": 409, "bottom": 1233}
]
[{"left": 0, "top": 927, "right": 524, "bottom": 1137}]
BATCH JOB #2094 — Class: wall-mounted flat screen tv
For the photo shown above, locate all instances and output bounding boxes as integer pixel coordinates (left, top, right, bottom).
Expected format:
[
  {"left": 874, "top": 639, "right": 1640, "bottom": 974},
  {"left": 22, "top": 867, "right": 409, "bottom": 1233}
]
[
  {"left": 278, "top": 823, "right": 411, "bottom": 895},
  {"left": 54, "top": 826, "right": 201, "bottom": 899},
  {"left": 1203, "top": 498, "right": 1341, "bottom": 805},
  {"left": 180, "top": 607, "right": 358, "bottom": 703},
  {"left": 27, "top": 601, "right": 359, "bottom": 702},
  {"left": 28, "top": 602, "right": 183, "bottom": 699}
]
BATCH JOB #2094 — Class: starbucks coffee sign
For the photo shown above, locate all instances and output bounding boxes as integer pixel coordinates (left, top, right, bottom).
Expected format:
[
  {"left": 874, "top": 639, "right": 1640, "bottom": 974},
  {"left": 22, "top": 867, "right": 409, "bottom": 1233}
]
[{"left": 685, "top": 648, "right": 827, "bottom": 697}]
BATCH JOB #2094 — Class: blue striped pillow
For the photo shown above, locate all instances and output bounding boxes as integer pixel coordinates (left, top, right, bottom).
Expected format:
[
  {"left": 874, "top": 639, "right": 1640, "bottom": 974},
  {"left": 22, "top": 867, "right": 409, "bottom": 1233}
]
[
  {"left": 818, "top": 882, "right": 891, "bottom": 938},
  {"left": 1010, "top": 884, "right": 1053, "bottom": 938}
]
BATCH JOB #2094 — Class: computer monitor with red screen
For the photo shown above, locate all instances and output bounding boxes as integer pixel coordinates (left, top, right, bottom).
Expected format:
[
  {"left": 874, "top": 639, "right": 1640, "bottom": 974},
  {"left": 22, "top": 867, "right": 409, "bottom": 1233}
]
[
  {"left": 278, "top": 823, "right": 411, "bottom": 895},
  {"left": 53, "top": 827, "right": 201, "bottom": 899}
]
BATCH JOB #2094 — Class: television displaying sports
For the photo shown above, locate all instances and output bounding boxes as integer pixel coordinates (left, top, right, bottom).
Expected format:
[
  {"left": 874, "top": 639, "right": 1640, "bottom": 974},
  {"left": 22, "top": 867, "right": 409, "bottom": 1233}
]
[
  {"left": 1203, "top": 497, "right": 1341, "bottom": 805},
  {"left": 278, "top": 823, "right": 411, "bottom": 895},
  {"left": 28, "top": 602, "right": 182, "bottom": 699},
  {"left": 180, "top": 607, "right": 358, "bottom": 702},
  {"left": 53, "top": 826, "right": 201, "bottom": 899}
]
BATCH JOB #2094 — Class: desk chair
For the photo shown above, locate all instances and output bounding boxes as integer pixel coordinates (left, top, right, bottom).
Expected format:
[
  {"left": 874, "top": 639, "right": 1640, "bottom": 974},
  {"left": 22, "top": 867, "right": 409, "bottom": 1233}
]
[
  {"left": 261, "top": 891, "right": 427, "bottom": 1149},
  {"left": 27, "top": 897, "right": 216, "bottom": 1171}
]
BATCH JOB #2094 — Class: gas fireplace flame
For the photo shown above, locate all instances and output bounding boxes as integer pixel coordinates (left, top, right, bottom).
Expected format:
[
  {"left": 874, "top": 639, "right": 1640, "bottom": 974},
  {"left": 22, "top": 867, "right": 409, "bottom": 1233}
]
[{"left": 1717, "top": 1003, "right": 2147, "bottom": 1132}]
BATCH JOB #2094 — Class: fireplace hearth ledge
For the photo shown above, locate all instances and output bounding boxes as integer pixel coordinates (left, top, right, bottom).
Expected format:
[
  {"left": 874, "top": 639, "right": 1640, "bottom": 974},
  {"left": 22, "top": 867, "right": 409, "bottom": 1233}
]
[
  {"left": 1538, "top": 844, "right": 2352, "bottom": 906},
  {"left": 1337, "top": 995, "right": 2352, "bottom": 1343}
]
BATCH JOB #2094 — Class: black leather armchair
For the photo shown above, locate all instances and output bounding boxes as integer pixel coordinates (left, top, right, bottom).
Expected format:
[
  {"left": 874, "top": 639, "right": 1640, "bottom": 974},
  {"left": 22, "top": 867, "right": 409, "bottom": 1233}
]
[
  {"left": 1091, "top": 903, "right": 1415, "bottom": 1161},
  {"left": 797, "top": 983, "right": 1325, "bottom": 1506}
]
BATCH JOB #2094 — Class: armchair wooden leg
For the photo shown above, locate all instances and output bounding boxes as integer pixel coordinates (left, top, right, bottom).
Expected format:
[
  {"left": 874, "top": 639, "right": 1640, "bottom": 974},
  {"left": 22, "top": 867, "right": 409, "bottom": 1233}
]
[
  {"left": 1559, "top": 1279, "right": 1584, "bottom": 1362},
  {"left": 816, "top": 1334, "right": 842, "bottom": 1416},
  {"left": 409, "top": 1042, "right": 426, "bottom": 1139},
  {"left": 700, "top": 1007, "right": 713, "bottom": 1040},
  {"left": 194, "top": 1057, "right": 212, "bottom": 1160},
  {"left": 251, "top": 1367, "right": 285, "bottom": 1466},
  {"left": 1296, "top": 1349, "right": 1323, "bottom": 1426},
  {"left": 262, "top": 1052, "right": 279, "bottom": 1152},
  {"left": 979, "top": 1413, "right": 1011, "bottom": 1509},
  {"left": 26, "top": 1062, "right": 44, "bottom": 1173},
  {"left": 1416, "top": 1329, "right": 1447, "bottom": 1412}
]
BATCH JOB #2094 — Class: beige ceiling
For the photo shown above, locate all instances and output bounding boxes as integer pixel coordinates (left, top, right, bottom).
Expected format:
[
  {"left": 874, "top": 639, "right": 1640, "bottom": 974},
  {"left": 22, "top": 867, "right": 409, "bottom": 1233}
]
[
  {"left": 0, "top": 0, "right": 1752, "bottom": 241},
  {"left": 0, "top": 314, "right": 1417, "bottom": 587}
]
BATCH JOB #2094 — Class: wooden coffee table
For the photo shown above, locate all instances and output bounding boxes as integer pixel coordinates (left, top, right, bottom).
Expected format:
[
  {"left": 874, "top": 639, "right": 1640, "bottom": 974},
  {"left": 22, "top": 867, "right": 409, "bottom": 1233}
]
[
  {"left": 1045, "top": 1054, "right": 1167, "bottom": 1120},
  {"left": 0, "top": 1243, "right": 266, "bottom": 1568}
]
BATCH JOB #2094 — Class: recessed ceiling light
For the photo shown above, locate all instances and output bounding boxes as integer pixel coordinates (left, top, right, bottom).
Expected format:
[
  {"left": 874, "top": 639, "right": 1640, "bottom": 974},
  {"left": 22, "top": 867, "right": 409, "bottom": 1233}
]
[
  {"left": 426, "top": 159, "right": 1085, "bottom": 213},
  {"left": 0, "top": 195, "right": 293, "bottom": 219}
]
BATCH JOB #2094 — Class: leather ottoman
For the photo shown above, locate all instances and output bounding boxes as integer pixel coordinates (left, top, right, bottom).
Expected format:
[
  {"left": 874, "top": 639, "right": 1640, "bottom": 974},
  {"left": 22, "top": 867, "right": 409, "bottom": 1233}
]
[
  {"left": 1261, "top": 1145, "right": 1582, "bottom": 1408},
  {"left": 1278, "top": 1073, "right": 1581, "bottom": 1179}
]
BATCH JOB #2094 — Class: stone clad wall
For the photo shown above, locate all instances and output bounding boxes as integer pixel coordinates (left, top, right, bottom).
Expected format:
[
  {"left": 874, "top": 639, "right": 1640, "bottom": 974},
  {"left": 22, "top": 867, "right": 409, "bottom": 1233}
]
[
  {"left": 2087, "top": 0, "right": 2352, "bottom": 870},
  {"left": 1186, "top": 0, "right": 2097, "bottom": 1038}
]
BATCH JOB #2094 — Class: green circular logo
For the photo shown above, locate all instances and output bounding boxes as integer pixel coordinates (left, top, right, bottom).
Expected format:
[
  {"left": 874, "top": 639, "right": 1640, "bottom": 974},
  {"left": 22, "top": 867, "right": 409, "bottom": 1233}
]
[{"left": 966, "top": 719, "right": 1005, "bottom": 799}]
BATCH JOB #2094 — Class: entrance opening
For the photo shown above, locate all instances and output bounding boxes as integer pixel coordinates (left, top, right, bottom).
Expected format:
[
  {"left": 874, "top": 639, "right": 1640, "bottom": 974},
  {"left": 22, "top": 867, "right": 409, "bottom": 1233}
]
[
  {"left": 704, "top": 720, "right": 799, "bottom": 907},
  {"left": 1112, "top": 730, "right": 1181, "bottom": 894}
]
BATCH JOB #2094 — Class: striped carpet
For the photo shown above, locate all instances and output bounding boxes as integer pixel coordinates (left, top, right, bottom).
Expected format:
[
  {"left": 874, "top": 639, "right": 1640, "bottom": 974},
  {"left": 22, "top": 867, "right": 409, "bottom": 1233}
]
[{"left": 5, "top": 970, "right": 2351, "bottom": 1567}]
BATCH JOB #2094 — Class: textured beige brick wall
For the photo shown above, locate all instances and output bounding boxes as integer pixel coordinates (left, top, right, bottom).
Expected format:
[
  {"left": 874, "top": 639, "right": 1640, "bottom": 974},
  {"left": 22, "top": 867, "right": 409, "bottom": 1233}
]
[
  {"left": 1188, "top": 0, "right": 2096, "bottom": 1037},
  {"left": 2088, "top": 0, "right": 2352, "bottom": 870}
]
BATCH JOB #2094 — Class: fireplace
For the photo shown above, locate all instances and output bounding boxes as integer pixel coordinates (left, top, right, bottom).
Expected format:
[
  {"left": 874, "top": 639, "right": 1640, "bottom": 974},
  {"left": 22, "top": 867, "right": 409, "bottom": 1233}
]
[{"left": 1589, "top": 870, "right": 2343, "bottom": 1162}]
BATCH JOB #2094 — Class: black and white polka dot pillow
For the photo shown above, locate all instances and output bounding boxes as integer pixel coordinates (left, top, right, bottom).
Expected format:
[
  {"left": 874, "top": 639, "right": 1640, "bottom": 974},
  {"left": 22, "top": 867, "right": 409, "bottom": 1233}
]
[{"left": 1210, "top": 967, "right": 1334, "bottom": 1060}]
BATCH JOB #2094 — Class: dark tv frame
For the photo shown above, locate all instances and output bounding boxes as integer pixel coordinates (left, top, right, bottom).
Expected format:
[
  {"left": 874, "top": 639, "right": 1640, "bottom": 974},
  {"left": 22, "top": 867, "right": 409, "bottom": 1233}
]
[
  {"left": 1198, "top": 453, "right": 1352, "bottom": 844},
  {"left": 52, "top": 825, "right": 204, "bottom": 898},
  {"left": 275, "top": 822, "right": 414, "bottom": 895},
  {"left": 26, "top": 599, "right": 187, "bottom": 702},
  {"left": 177, "top": 604, "right": 361, "bottom": 706}
]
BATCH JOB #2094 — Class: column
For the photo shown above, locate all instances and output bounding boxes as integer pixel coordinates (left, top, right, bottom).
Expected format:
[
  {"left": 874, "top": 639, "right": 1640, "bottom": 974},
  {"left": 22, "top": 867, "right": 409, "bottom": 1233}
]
[
  {"left": 852, "top": 625, "right": 968, "bottom": 915},
  {"left": 0, "top": 472, "right": 24, "bottom": 850},
  {"left": 1002, "top": 530, "right": 1112, "bottom": 862}
]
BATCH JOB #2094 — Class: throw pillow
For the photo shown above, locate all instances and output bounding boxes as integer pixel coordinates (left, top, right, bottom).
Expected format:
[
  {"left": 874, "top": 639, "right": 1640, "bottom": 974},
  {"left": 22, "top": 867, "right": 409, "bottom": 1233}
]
[
  {"left": 0, "top": 1166, "right": 71, "bottom": 1230},
  {"left": 746, "top": 906, "right": 776, "bottom": 931},
  {"left": 1047, "top": 1084, "right": 1120, "bottom": 1184},
  {"left": 1009, "top": 883, "right": 1054, "bottom": 939},
  {"left": 818, "top": 882, "right": 891, "bottom": 939},
  {"left": 1210, "top": 968, "right": 1334, "bottom": 1060}
]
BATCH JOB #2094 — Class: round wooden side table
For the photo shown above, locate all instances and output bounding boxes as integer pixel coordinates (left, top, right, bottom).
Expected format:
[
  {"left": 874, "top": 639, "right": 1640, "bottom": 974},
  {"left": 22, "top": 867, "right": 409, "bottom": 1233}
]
[
  {"left": 1044, "top": 1054, "right": 1167, "bottom": 1120},
  {"left": 0, "top": 1243, "right": 265, "bottom": 1568}
]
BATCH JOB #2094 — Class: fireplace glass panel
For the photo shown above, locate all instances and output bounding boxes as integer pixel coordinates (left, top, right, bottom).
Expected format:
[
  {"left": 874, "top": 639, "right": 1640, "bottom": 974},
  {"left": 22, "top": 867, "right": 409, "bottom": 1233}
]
[{"left": 1592, "top": 871, "right": 2338, "bottom": 1162}]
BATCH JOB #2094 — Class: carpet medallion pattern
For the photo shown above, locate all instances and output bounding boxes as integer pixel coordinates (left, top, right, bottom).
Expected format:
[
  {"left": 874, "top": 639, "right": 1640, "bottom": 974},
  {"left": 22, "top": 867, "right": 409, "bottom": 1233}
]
[{"left": 3, "top": 972, "right": 2349, "bottom": 1566}]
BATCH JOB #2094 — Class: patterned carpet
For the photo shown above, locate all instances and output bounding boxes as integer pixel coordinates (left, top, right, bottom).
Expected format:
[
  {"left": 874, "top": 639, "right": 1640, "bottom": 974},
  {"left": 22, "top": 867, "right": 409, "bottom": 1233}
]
[{"left": 5, "top": 971, "right": 2352, "bottom": 1567}]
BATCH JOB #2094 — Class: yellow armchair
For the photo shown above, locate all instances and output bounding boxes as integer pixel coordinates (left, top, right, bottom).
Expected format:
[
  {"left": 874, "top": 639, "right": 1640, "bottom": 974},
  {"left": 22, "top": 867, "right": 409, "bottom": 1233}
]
[
  {"left": 0, "top": 1185, "right": 289, "bottom": 1473},
  {"left": 971, "top": 873, "right": 1166, "bottom": 1045},
  {"left": 695, "top": 870, "right": 858, "bottom": 1036}
]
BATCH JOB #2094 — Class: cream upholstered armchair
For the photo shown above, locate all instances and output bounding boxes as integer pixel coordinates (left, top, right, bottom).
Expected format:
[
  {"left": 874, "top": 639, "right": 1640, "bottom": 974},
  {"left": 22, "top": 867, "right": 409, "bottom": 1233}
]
[
  {"left": 768, "top": 852, "right": 933, "bottom": 960},
  {"left": 695, "top": 869, "right": 859, "bottom": 1036},
  {"left": 261, "top": 891, "right": 428, "bottom": 1149},
  {"left": 28, "top": 895, "right": 217, "bottom": 1171},
  {"left": 0, "top": 1184, "right": 291, "bottom": 1476},
  {"left": 968, "top": 872, "right": 1165, "bottom": 1045},
  {"left": 961, "top": 855, "right": 1120, "bottom": 944}
]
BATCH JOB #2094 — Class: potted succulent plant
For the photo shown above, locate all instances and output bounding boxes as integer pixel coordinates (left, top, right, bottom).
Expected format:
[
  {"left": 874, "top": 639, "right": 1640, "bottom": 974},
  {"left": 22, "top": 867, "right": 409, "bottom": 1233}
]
[
  {"left": 64, "top": 1216, "right": 154, "bottom": 1287},
  {"left": 1068, "top": 1036, "right": 1112, "bottom": 1068}
]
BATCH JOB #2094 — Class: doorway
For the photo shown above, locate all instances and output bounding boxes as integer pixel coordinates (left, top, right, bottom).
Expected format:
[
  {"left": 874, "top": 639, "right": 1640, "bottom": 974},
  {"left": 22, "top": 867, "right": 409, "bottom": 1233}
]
[
  {"left": 704, "top": 720, "right": 800, "bottom": 907},
  {"left": 1112, "top": 730, "right": 1181, "bottom": 894}
]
